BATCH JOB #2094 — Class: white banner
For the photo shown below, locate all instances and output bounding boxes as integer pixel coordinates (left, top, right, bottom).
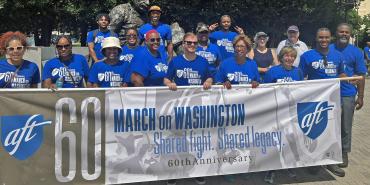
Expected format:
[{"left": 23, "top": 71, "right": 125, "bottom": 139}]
[{"left": 104, "top": 79, "right": 342, "bottom": 184}]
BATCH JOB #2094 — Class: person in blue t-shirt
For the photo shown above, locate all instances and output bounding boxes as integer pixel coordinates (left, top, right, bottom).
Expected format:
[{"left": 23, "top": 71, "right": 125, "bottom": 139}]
[
  {"left": 364, "top": 41, "right": 370, "bottom": 73},
  {"left": 43, "top": 35, "right": 89, "bottom": 88},
  {"left": 120, "top": 28, "right": 142, "bottom": 63},
  {"left": 209, "top": 15, "right": 245, "bottom": 60},
  {"left": 138, "top": 5, "right": 173, "bottom": 61},
  {"left": 164, "top": 32, "right": 213, "bottom": 91},
  {"left": 88, "top": 37, "right": 129, "bottom": 88},
  {"left": 0, "top": 31, "right": 40, "bottom": 88},
  {"left": 130, "top": 30, "right": 168, "bottom": 86},
  {"left": 299, "top": 28, "right": 346, "bottom": 80},
  {"left": 329, "top": 23, "right": 367, "bottom": 171},
  {"left": 195, "top": 22, "right": 222, "bottom": 77},
  {"left": 215, "top": 34, "right": 259, "bottom": 90},
  {"left": 264, "top": 46, "right": 303, "bottom": 83},
  {"left": 87, "top": 13, "right": 118, "bottom": 63},
  {"left": 300, "top": 27, "right": 349, "bottom": 177}
]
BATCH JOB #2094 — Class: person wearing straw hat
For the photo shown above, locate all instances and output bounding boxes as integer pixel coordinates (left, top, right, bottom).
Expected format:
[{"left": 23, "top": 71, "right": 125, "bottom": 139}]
[
  {"left": 88, "top": 37, "right": 130, "bottom": 87},
  {"left": 139, "top": 5, "right": 173, "bottom": 61}
]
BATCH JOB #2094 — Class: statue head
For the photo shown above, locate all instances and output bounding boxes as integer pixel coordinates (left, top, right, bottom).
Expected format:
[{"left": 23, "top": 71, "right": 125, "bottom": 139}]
[{"left": 130, "top": 0, "right": 149, "bottom": 12}]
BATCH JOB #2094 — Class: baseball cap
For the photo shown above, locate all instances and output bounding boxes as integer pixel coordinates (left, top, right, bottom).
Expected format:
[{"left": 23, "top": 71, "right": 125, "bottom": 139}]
[
  {"left": 149, "top": 5, "right": 162, "bottom": 13},
  {"left": 196, "top": 23, "right": 209, "bottom": 33},
  {"left": 287, "top": 25, "right": 299, "bottom": 32},
  {"left": 254, "top": 32, "right": 269, "bottom": 41}
]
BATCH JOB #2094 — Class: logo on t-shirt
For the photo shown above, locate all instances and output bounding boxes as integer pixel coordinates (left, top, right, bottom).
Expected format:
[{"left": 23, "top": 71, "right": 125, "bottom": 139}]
[
  {"left": 95, "top": 36, "right": 105, "bottom": 44},
  {"left": 217, "top": 39, "right": 234, "bottom": 53},
  {"left": 98, "top": 72, "right": 122, "bottom": 87},
  {"left": 1, "top": 114, "right": 51, "bottom": 160},
  {"left": 154, "top": 63, "right": 168, "bottom": 73},
  {"left": 277, "top": 77, "right": 294, "bottom": 83},
  {"left": 176, "top": 68, "right": 202, "bottom": 85},
  {"left": 52, "top": 67, "right": 80, "bottom": 82},
  {"left": 196, "top": 51, "right": 217, "bottom": 64},
  {"left": 297, "top": 101, "right": 334, "bottom": 140},
  {"left": 227, "top": 72, "right": 251, "bottom": 84},
  {"left": 120, "top": 54, "right": 134, "bottom": 63},
  {"left": 312, "top": 60, "right": 337, "bottom": 76},
  {"left": 0, "top": 72, "right": 30, "bottom": 88}
]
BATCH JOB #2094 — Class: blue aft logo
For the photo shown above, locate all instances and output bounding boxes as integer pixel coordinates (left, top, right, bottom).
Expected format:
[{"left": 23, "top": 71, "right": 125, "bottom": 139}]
[
  {"left": 297, "top": 102, "right": 334, "bottom": 140},
  {"left": 1, "top": 114, "right": 51, "bottom": 160}
]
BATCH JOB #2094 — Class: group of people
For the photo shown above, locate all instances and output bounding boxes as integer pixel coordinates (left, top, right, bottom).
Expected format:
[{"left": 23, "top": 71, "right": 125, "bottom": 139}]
[{"left": 0, "top": 4, "right": 367, "bottom": 185}]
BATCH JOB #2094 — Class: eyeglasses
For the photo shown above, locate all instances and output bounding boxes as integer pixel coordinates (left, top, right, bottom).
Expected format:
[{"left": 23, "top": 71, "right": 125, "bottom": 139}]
[
  {"left": 183, "top": 41, "right": 198, "bottom": 46},
  {"left": 56, "top": 44, "right": 71, "bottom": 50},
  {"left": 149, "top": 38, "right": 161, "bottom": 43},
  {"left": 235, "top": 45, "right": 246, "bottom": 48},
  {"left": 6, "top": 46, "right": 24, "bottom": 52},
  {"left": 126, "top": 34, "right": 137, "bottom": 38}
]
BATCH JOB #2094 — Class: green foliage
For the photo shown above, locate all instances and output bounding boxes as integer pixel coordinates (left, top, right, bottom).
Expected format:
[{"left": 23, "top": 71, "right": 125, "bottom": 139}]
[{"left": 0, "top": 0, "right": 366, "bottom": 47}]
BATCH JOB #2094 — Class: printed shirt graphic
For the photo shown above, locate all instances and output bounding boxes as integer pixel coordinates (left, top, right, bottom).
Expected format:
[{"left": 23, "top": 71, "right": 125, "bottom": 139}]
[
  {"left": 0, "top": 59, "right": 40, "bottom": 88},
  {"left": 130, "top": 47, "right": 168, "bottom": 86},
  {"left": 215, "top": 57, "right": 260, "bottom": 84},
  {"left": 1, "top": 114, "right": 51, "bottom": 160},
  {"left": 138, "top": 22, "right": 172, "bottom": 45},
  {"left": 299, "top": 49, "right": 345, "bottom": 80},
  {"left": 42, "top": 54, "right": 89, "bottom": 88},
  {"left": 87, "top": 30, "right": 118, "bottom": 60},
  {"left": 264, "top": 65, "right": 304, "bottom": 83},
  {"left": 88, "top": 60, "right": 130, "bottom": 87},
  {"left": 196, "top": 43, "right": 222, "bottom": 76},
  {"left": 119, "top": 45, "right": 143, "bottom": 63},
  {"left": 166, "top": 55, "right": 212, "bottom": 86},
  {"left": 330, "top": 44, "right": 367, "bottom": 97},
  {"left": 209, "top": 30, "right": 238, "bottom": 60}
]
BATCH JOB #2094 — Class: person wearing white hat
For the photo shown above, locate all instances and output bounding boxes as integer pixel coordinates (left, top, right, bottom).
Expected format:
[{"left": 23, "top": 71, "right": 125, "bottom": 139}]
[{"left": 88, "top": 37, "right": 130, "bottom": 87}]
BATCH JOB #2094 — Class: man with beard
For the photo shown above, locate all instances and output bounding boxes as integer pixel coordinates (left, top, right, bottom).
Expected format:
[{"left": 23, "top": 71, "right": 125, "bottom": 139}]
[
  {"left": 139, "top": 5, "right": 174, "bottom": 61},
  {"left": 329, "top": 23, "right": 367, "bottom": 170},
  {"left": 299, "top": 28, "right": 347, "bottom": 177}
]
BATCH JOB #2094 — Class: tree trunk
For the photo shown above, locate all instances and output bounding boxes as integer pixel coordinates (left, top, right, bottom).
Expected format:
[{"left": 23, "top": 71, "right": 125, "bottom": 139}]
[{"left": 80, "top": 21, "right": 88, "bottom": 46}]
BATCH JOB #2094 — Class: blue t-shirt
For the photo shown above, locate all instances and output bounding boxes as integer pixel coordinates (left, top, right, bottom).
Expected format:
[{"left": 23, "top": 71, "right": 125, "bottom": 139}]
[
  {"left": 138, "top": 22, "right": 172, "bottom": 46},
  {"left": 0, "top": 59, "right": 40, "bottom": 88},
  {"left": 87, "top": 29, "right": 118, "bottom": 61},
  {"left": 119, "top": 45, "right": 143, "bottom": 63},
  {"left": 264, "top": 65, "right": 304, "bottom": 83},
  {"left": 88, "top": 60, "right": 130, "bottom": 88},
  {"left": 42, "top": 54, "right": 89, "bottom": 88},
  {"left": 330, "top": 44, "right": 367, "bottom": 96},
  {"left": 130, "top": 47, "right": 168, "bottom": 86},
  {"left": 215, "top": 57, "right": 260, "bottom": 84},
  {"left": 196, "top": 43, "right": 222, "bottom": 76},
  {"left": 299, "top": 49, "right": 345, "bottom": 80},
  {"left": 364, "top": 46, "right": 370, "bottom": 59},
  {"left": 209, "top": 31, "right": 238, "bottom": 60},
  {"left": 166, "top": 55, "right": 212, "bottom": 86}
]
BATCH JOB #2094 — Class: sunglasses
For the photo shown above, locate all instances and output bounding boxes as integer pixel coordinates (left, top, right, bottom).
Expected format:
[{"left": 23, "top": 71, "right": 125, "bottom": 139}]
[
  {"left": 149, "top": 38, "right": 161, "bottom": 43},
  {"left": 126, "top": 34, "right": 137, "bottom": 38},
  {"left": 183, "top": 41, "right": 198, "bottom": 46},
  {"left": 6, "top": 46, "right": 24, "bottom": 52},
  {"left": 56, "top": 44, "right": 71, "bottom": 50}
]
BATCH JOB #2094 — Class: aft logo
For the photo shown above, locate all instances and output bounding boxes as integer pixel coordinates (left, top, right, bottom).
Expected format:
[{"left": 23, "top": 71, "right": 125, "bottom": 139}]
[
  {"left": 297, "top": 101, "right": 334, "bottom": 140},
  {"left": 1, "top": 114, "right": 51, "bottom": 160}
]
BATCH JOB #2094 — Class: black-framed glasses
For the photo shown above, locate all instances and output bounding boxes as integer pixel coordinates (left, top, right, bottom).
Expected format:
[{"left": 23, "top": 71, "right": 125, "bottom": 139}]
[
  {"left": 6, "top": 46, "right": 24, "bottom": 52},
  {"left": 126, "top": 34, "right": 137, "bottom": 38},
  {"left": 56, "top": 44, "right": 71, "bottom": 50},
  {"left": 149, "top": 38, "right": 161, "bottom": 43},
  {"left": 183, "top": 41, "right": 198, "bottom": 46}
]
